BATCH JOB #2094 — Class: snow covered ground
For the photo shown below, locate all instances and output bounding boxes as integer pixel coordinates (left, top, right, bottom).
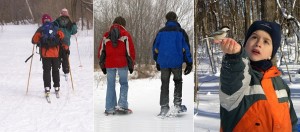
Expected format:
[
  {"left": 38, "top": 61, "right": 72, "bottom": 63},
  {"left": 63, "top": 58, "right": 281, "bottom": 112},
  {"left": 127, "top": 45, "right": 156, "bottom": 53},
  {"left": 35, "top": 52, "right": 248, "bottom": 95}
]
[
  {"left": 94, "top": 71, "right": 194, "bottom": 132},
  {"left": 194, "top": 61, "right": 300, "bottom": 132},
  {"left": 0, "top": 25, "right": 93, "bottom": 131}
]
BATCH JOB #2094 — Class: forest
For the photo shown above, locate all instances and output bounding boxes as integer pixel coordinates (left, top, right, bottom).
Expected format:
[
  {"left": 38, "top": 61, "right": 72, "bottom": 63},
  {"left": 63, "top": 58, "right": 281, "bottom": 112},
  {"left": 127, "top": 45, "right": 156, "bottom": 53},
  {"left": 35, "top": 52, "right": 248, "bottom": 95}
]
[
  {"left": 0, "top": 0, "right": 93, "bottom": 29},
  {"left": 94, "top": 0, "right": 194, "bottom": 78}
]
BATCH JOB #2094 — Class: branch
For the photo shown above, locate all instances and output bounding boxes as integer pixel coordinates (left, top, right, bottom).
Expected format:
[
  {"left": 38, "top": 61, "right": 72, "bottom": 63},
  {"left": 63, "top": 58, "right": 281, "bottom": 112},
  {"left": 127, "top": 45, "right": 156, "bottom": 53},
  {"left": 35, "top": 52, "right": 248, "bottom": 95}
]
[{"left": 292, "top": 0, "right": 297, "bottom": 11}]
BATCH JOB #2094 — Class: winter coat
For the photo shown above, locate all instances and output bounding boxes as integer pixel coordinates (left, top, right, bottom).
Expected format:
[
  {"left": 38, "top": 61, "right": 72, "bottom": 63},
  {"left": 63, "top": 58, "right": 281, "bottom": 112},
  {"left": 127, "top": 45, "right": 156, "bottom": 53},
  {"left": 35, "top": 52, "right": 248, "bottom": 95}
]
[
  {"left": 31, "top": 27, "right": 64, "bottom": 58},
  {"left": 152, "top": 20, "right": 192, "bottom": 68},
  {"left": 98, "top": 24, "right": 135, "bottom": 68},
  {"left": 220, "top": 49, "right": 298, "bottom": 132},
  {"left": 53, "top": 16, "right": 77, "bottom": 49}
]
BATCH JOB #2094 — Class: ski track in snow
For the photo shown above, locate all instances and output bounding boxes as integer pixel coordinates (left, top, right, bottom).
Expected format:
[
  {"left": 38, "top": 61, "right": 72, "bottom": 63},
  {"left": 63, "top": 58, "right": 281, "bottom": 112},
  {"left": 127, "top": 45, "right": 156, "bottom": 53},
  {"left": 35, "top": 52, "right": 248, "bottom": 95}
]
[
  {"left": 194, "top": 62, "right": 300, "bottom": 132},
  {"left": 94, "top": 72, "right": 194, "bottom": 132},
  {"left": 0, "top": 25, "right": 93, "bottom": 131}
]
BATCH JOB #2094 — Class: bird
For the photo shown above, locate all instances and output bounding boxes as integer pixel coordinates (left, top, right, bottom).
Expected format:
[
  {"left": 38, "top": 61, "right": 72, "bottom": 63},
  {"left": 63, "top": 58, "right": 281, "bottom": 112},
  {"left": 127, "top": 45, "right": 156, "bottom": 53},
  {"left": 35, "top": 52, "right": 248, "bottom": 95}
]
[{"left": 201, "top": 26, "right": 230, "bottom": 41}]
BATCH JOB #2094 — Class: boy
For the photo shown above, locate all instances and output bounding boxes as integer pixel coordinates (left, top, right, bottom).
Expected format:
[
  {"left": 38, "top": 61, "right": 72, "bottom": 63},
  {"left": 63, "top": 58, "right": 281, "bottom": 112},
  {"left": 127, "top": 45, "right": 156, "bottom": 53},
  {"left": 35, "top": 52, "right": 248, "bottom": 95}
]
[
  {"left": 32, "top": 14, "right": 64, "bottom": 98},
  {"left": 219, "top": 20, "right": 298, "bottom": 131},
  {"left": 152, "top": 11, "right": 192, "bottom": 117}
]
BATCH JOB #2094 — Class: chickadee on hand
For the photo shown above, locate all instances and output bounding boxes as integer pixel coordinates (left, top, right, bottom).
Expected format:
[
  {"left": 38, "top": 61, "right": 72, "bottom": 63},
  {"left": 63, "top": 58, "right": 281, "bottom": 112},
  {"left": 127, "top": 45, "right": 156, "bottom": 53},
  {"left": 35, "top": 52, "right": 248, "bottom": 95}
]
[{"left": 202, "top": 26, "right": 230, "bottom": 41}]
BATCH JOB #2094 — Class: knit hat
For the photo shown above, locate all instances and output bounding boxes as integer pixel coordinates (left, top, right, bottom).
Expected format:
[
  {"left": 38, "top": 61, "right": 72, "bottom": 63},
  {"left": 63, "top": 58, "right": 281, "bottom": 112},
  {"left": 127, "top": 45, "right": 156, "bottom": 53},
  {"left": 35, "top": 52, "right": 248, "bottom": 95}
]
[
  {"left": 60, "top": 8, "right": 69, "bottom": 17},
  {"left": 166, "top": 11, "right": 177, "bottom": 21},
  {"left": 244, "top": 20, "right": 281, "bottom": 59},
  {"left": 42, "top": 14, "right": 52, "bottom": 24},
  {"left": 113, "top": 16, "right": 126, "bottom": 27}
]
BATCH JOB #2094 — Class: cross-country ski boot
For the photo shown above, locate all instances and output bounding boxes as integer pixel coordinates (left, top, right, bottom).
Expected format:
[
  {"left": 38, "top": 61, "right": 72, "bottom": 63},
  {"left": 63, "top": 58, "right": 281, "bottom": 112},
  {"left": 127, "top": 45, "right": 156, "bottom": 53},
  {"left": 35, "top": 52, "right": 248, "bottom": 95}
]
[
  {"left": 45, "top": 87, "right": 51, "bottom": 103},
  {"left": 54, "top": 87, "right": 60, "bottom": 98}
]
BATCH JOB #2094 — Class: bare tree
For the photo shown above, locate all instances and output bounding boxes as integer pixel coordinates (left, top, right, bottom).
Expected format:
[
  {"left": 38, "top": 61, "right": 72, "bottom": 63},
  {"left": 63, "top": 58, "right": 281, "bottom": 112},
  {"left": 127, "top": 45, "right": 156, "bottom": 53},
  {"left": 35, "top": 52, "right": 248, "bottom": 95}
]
[{"left": 0, "top": 0, "right": 93, "bottom": 29}]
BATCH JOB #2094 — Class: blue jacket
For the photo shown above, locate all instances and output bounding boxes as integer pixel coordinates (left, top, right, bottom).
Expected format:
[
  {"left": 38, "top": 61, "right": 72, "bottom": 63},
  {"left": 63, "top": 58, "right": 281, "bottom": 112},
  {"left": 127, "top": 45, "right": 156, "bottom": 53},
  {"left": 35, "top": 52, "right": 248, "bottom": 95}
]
[{"left": 152, "top": 21, "right": 192, "bottom": 68}]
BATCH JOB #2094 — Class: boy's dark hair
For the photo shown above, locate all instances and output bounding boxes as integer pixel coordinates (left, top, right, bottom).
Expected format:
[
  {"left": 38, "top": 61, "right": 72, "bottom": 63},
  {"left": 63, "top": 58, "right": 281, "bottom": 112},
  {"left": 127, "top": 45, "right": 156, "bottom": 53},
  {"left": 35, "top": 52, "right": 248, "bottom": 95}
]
[
  {"left": 113, "top": 16, "right": 126, "bottom": 27},
  {"left": 166, "top": 11, "right": 177, "bottom": 21}
]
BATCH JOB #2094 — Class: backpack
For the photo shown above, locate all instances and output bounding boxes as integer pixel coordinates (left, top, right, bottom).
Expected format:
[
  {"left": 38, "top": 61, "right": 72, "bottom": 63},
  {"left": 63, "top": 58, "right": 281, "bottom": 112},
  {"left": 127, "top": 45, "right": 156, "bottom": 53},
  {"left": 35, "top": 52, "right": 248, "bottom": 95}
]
[{"left": 40, "top": 22, "right": 60, "bottom": 48}]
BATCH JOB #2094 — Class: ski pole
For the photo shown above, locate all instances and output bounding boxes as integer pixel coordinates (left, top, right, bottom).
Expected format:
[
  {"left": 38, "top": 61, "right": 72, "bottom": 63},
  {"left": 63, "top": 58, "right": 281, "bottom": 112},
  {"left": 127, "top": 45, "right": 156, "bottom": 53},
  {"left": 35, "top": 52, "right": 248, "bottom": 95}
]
[
  {"left": 26, "top": 45, "right": 35, "bottom": 94},
  {"left": 68, "top": 56, "right": 75, "bottom": 91},
  {"left": 74, "top": 35, "right": 82, "bottom": 67}
]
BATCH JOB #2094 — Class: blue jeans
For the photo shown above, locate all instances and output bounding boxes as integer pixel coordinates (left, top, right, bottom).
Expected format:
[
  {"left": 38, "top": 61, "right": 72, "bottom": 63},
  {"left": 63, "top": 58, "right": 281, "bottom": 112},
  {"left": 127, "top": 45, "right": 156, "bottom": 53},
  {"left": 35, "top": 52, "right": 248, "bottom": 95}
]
[{"left": 105, "top": 67, "right": 129, "bottom": 112}]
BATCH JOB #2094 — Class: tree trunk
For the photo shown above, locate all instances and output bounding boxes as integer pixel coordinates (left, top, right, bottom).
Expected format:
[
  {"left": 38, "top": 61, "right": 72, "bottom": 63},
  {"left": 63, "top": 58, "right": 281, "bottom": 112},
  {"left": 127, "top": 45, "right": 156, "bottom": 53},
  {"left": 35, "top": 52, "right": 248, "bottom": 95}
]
[
  {"left": 245, "top": 0, "right": 251, "bottom": 32},
  {"left": 261, "top": 0, "right": 276, "bottom": 21}
]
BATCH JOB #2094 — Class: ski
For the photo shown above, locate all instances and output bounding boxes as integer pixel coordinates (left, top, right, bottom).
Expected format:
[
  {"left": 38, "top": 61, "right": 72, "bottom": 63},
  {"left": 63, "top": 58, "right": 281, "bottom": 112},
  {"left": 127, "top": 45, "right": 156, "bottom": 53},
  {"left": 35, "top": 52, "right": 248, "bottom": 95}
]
[
  {"left": 55, "top": 91, "right": 60, "bottom": 98},
  {"left": 64, "top": 74, "right": 68, "bottom": 81},
  {"left": 45, "top": 92, "right": 51, "bottom": 103}
]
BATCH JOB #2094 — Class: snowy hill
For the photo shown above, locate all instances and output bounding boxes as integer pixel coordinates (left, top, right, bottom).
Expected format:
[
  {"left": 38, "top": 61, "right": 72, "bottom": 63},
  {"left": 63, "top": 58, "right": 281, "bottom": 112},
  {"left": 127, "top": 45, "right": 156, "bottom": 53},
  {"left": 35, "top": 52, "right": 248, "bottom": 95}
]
[{"left": 0, "top": 25, "right": 93, "bottom": 131}]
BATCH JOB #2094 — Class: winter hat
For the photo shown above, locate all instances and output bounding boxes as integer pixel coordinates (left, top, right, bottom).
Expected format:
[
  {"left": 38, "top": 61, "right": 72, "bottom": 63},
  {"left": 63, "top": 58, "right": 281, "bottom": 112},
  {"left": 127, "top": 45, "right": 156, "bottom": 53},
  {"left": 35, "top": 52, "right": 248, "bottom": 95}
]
[
  {"left": 166, "top": 11, "right": 177, "bottom": 21},
  {"left": 42, "top": 14, "right": 52, "bottom": 24},
  {"left": 60, "top": 8, "right": 69, "bottom": 17},
  {"left": 113, "top": 16, "right": 126, "bottom": 27},
  {"left": 244, "top": 20, "right": 281, "bottom": 59}
]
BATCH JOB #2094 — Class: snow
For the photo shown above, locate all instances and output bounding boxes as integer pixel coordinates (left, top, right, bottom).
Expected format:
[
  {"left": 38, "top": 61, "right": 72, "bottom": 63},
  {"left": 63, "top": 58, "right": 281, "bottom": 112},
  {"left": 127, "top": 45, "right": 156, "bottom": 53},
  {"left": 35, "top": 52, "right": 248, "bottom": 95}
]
[
  {"left": 0, "top": 25, "right": 93, "bottom": 131},
  {"left": 194, "top": 61, "right": 300, "bottom": 132},
  {"left": 94, "top": 71, "right": 194, "bottom": 132}
]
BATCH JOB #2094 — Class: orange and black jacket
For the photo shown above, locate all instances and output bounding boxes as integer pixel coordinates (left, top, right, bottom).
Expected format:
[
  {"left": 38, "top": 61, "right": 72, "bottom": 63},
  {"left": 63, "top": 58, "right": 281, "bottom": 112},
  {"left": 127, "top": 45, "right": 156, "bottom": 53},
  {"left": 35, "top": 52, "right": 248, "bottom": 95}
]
[
  {"left": 220, "top": 49, "right": 298, "bottom": 132},
  {"left": 31, "top": 27, "right": 64, "bottom": 58}
]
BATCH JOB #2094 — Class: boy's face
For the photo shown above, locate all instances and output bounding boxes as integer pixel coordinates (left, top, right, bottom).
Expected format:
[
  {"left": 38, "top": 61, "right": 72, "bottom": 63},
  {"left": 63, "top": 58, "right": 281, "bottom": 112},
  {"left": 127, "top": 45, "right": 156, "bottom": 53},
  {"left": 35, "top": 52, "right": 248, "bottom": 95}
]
[{"left": 245, "top": 30, "right": 273, "bottom": 61}]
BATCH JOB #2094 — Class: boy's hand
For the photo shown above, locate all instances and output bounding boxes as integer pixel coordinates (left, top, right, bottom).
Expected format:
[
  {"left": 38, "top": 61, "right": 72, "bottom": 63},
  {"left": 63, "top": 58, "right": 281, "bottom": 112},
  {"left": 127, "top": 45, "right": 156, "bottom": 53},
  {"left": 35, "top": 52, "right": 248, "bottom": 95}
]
[{"left": 219, "top": 38, "right": 241, "bottom": 54}]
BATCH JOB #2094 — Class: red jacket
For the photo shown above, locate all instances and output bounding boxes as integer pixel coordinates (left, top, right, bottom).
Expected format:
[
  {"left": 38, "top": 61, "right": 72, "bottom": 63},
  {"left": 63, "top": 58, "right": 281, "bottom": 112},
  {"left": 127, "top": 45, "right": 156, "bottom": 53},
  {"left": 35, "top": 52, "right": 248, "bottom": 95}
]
[{"left": 98, "top": 24, "right": 135, "bottom": 68}]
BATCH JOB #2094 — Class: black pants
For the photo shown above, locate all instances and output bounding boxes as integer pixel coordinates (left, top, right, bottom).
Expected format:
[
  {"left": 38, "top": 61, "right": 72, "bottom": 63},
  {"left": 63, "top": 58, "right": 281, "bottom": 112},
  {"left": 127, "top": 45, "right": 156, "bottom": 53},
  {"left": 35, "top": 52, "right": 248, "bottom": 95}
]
[
  {"left": 42, "top": 58, "right": 60, "bottom": 88},
  {"left": 60, "top": 48, "right": 69, "bottom": 74},
  {"left": 160, "top": 68, "right": 182, "bottom": 109}
]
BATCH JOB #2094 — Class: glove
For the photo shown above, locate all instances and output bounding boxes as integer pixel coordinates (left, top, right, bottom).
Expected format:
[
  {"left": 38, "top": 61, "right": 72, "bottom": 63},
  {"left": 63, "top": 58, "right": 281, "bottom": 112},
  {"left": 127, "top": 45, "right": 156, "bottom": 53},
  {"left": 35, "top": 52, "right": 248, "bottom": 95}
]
[
  {"left": 129, "top": 67, "right": 133, "bottom": 74},
  {"left": 184, "top": 62, "right": 192, "bottom": 75},
  {"left": 99, "top": 61, "right": 106, "bottom": 74},
  {"left": 101, "top": 68, "right": 107, "bottom": 74},
  {"left": 66, "top": 49, "right": 70, "bottom": 55},
  {"left": 156, "top": 63, "right": 160, "bottom": 71}
]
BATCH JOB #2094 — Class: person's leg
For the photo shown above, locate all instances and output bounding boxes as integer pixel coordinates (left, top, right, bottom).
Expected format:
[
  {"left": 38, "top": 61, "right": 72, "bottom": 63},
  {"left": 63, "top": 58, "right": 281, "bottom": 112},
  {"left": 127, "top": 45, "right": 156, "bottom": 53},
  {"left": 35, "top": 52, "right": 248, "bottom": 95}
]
[
  {"left": 117, "top": 67, "right": 129, "bottom": 109},
  {"left": 61, "top": 48, "right": 70, "bottom": 74},
  {"left": 160, "top": 68, "right": 171, "bottom": 110},
  {"left": 172, "top": 68, "right": 183, "bottom": 106},
  {"left": 42, "top": 58, "right": 51, "bottom": 92},
  {"left": 105, "top": 68, "right": 117, "bottom": 113},
  {"left": 52, "top": 58, "right": 60, "bottom": 90}
]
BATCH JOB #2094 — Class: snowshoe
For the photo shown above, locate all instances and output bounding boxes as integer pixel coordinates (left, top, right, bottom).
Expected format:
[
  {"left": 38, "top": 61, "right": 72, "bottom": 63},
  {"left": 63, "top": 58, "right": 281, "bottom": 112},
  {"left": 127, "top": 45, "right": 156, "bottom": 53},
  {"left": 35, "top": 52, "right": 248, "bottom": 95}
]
[
  {"left": 116, "top": 108, "right": 132, "bottom": 114},
  {"left": 104, "top": 111, "right": 116, "bottom": 116},
  {"left": 157, "top": 107, "right": 170, "bottom": 118},
  {"left": 176, "top": 105, "right": 187, "bottom": 113}
]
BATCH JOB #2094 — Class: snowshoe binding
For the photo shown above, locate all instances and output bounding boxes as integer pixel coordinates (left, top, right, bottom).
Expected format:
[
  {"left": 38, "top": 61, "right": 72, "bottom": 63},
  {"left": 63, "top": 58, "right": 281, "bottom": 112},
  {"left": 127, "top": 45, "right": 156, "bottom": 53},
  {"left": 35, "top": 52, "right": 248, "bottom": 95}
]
[{"left": 115, "top": 107, "right": 132, "bottom": 115}]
